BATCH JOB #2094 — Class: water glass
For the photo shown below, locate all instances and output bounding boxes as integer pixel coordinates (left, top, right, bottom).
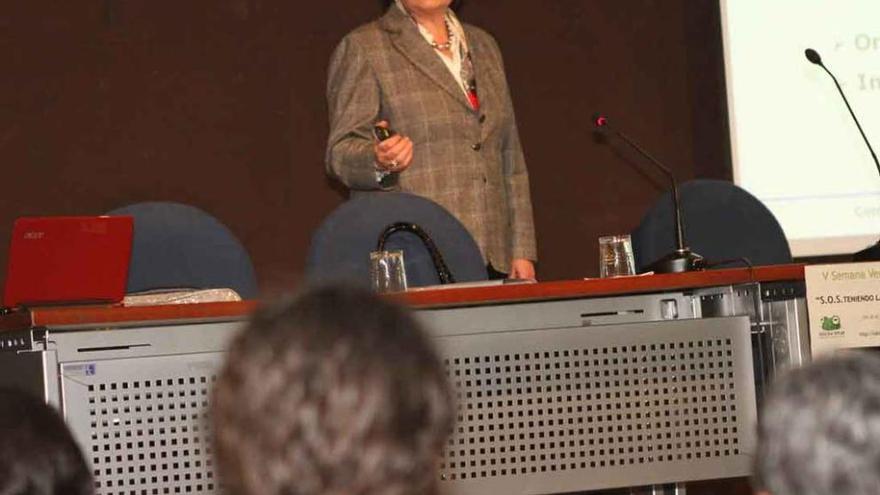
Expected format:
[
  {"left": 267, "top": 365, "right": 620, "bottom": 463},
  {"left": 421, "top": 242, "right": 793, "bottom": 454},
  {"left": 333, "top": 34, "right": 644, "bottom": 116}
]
[
  {"left": 369, "top": 250, "right": 408, "bottom": 293},
  {"left": 598, "top": 234, "right": 636, "bottom": 278}
]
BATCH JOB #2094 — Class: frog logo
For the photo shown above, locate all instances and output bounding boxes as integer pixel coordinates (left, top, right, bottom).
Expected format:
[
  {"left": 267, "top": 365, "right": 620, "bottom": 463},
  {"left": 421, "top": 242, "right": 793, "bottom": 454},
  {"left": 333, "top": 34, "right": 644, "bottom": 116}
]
[{"left": 821, "top": 315, "right": 841, "bottom": 331}]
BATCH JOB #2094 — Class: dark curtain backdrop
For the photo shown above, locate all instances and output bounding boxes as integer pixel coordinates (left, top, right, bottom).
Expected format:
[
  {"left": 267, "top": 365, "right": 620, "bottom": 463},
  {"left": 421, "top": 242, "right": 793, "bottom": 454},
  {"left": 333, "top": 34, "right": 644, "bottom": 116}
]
[{"left": 0, "top": 0, "right": 731, "bottom": 293}]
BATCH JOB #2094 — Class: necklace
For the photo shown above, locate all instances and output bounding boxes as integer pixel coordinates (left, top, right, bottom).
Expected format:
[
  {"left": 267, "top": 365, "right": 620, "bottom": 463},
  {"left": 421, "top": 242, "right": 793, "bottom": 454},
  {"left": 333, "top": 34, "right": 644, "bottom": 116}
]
[{"left": 429, "top": 18, "right": 454, "bottom": 51}]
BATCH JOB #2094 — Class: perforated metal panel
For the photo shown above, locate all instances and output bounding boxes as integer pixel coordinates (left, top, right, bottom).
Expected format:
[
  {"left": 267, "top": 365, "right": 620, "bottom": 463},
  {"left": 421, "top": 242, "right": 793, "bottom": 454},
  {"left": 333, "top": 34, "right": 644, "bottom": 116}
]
[
  {"left": 61, "top": 353, "right": 224, "bottom": 495},
  {"left": 0, "top": 306, "right": 762, "bottom": 495},
  {"left": 430, "top": 316, "right": 756, "bottom": 495}
]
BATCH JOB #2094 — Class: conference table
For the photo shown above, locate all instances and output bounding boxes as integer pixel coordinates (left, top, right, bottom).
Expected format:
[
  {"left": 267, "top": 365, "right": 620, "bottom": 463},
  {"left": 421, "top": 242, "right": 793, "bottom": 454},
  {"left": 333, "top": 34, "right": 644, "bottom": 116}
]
[{"left": 0, "top": 265, "right": 808, "bottom": 495}]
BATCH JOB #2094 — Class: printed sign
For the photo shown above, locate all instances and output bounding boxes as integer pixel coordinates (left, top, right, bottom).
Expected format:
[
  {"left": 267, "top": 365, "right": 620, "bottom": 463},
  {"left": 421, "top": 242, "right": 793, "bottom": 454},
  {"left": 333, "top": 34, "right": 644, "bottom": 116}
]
[{"left": 805, "top": 262, "right": 880, "bottom": 356}]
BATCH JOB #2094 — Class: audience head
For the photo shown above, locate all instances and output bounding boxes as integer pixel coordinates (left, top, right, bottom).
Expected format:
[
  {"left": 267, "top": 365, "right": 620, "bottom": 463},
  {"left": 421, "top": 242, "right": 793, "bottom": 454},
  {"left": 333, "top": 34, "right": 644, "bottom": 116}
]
[
  {"left": 212, "top": 286, "right": 453, "bottom": 495},
  {"left": 755, "top": 351, "right": 880, "bottom": 495},
  {"left": 0, "top": 388, "right": 94, "bottom": 495}
]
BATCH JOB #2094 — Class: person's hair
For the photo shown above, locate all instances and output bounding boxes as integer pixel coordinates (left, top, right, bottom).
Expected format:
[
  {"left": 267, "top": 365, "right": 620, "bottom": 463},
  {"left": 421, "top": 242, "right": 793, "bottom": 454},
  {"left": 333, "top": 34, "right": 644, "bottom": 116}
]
[
  {"left": 379, "top": 0, "right": 464, "bottom": 12},
  {"left": 212, "top": 286, "right": 453, "bottom": 495},
  {"left": 0, "top": 388, "right": 94, "bottom": 495},
  {"left": 755, "top": 351, "right": 880, "bottom": 495}
]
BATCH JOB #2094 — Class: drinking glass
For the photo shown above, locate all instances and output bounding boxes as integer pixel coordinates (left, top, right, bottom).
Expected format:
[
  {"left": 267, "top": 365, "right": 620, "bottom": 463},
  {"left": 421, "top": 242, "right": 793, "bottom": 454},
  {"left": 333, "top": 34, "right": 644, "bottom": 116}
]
[
  {"left": 598, "top": 235, "right": 636, "bottom": 278},
  {"left": 369, "top": 250, "right": 408, "bottom": 293}
]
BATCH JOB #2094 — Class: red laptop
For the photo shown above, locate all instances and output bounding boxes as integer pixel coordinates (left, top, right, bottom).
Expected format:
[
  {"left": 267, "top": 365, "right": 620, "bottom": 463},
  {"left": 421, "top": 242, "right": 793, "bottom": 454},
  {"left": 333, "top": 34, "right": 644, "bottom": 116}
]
[{"left": 3, "top": 216, "right": 134, "bottom": 308}]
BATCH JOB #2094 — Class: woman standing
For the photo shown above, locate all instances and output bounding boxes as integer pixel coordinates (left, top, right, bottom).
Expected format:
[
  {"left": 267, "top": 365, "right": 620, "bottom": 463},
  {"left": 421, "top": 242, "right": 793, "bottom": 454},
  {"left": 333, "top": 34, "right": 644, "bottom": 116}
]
[{"left": 325, "top": 0, "right": 537, "bottom": 279}]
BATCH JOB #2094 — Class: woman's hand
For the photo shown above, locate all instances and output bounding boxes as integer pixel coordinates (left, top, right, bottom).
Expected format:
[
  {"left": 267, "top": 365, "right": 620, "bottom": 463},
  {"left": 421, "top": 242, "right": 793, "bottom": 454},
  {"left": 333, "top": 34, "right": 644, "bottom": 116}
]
[
  {"left": 509, "top": 259, "right": 536, "bottom": 280},
  {"left": 374, "top": 121, "right": 413, "bottom": 173}
]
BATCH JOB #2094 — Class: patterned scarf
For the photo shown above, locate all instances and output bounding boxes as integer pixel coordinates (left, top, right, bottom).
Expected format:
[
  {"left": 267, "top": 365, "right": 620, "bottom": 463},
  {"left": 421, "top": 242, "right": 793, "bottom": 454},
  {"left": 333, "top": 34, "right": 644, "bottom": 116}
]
[{"left": 394, "top": 0, "right": 479, "bottom": 110}]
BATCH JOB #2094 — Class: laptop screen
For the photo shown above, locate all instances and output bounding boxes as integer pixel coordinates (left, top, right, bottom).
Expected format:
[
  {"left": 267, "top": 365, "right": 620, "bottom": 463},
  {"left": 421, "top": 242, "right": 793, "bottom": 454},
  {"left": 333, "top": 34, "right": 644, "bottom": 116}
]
[{"left": 3, "top": 216, "right": 134, "bottom": 308}]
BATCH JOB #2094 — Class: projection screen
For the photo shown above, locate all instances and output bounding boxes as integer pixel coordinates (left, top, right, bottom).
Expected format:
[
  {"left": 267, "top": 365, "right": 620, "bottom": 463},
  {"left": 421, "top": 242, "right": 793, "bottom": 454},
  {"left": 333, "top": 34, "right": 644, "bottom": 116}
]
[{"left": 720, "top": 0, "right": 880, "bottom": 257}]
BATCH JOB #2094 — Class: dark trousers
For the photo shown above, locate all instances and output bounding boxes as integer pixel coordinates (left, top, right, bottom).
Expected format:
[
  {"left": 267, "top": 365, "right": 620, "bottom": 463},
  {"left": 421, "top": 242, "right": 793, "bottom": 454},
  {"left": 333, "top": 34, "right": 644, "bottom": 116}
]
[{"left": 486, "top": 264, "right": 507, "bottom": 280}]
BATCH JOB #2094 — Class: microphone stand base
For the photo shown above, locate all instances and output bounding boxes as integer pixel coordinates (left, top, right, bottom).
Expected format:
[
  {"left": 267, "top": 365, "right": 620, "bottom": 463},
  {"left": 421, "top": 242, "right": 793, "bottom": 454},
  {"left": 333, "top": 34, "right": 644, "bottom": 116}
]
[
  {"left": 854, "top": 240, "right": 880, "bottom": 262},
  {"left": 645, "top": 249, "right": 706, "bottom": 274}
]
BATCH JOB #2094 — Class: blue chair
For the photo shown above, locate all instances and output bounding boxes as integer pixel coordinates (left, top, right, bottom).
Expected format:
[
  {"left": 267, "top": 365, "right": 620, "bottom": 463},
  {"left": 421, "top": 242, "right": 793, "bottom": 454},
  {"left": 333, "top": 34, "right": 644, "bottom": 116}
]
[
  {"left": 631, "top": 180, "right": 792, "bottom": 271},
  {"left": 106, "top": 202, "right": 258, "bottom": 298},
  {"left": 305, "top": 192, "right": 487, "bottom": 288}
]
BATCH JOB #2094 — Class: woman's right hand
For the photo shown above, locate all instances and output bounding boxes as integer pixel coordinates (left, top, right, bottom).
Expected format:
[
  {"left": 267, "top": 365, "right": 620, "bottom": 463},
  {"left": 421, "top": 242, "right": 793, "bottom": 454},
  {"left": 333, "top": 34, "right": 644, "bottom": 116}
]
[{"left": 374, "top": 121, "right": 413, "bottom": 173}]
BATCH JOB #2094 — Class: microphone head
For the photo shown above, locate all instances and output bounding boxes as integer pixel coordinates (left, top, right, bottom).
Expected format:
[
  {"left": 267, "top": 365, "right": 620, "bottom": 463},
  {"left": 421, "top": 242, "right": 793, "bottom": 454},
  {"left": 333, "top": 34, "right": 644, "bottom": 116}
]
[
  {"left": 805, "top": 48, "right": 823, "bottom": 65},
  {"left": 593, "top": 114, "right": 609, "bottom": 128}
]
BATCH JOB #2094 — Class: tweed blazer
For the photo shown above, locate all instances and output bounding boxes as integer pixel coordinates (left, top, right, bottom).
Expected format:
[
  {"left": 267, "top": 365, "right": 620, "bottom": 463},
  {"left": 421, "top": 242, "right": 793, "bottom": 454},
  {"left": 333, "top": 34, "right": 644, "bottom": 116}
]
[{"left": 325, "top": 6, "right": 537, "bottom": 273}]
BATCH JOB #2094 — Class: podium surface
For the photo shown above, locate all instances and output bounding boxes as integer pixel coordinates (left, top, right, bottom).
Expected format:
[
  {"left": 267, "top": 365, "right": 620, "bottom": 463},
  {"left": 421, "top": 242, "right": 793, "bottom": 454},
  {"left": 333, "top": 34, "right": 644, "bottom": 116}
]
[{"left": 0, "top": 264, "right": 804, "bottom": 330}]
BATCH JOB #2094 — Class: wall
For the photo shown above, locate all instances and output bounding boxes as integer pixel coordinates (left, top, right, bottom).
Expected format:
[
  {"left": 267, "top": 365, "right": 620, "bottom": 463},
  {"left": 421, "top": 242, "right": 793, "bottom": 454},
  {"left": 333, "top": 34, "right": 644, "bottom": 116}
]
[{"left": 0, "top": 0, "right": 731, "bottom": 293}]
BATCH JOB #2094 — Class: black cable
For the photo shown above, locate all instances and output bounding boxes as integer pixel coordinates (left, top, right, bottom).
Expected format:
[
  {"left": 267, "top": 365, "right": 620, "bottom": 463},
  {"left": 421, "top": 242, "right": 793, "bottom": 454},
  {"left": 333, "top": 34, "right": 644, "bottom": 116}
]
[{"left": 376, "top": 222, "right": 456, "bottom": 284}]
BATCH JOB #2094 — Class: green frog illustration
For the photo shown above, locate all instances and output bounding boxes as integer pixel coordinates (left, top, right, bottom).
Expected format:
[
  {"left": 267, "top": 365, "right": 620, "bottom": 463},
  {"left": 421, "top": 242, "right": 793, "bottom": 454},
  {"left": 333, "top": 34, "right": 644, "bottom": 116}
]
[{"left": 821, "top": 315, "right": 841, "bottom": 331}]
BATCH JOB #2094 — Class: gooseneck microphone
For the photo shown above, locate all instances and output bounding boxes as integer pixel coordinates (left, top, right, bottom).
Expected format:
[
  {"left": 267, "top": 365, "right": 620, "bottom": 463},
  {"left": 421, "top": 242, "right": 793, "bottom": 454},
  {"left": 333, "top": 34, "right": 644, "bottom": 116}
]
[
  {"left": 805, "top": 48, "right": 880, "bottom": 261},
  {"left": 594, "top": 115, "right": 705, "bottom": 273},
  {"left": 805, "top": 48, "right": 880, "bottom": 176}
]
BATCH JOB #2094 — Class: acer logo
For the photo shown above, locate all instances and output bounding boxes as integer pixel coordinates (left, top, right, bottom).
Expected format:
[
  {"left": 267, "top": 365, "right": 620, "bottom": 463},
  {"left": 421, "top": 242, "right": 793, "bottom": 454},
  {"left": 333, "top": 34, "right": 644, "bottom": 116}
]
[{"left": 22, "top": 231, "right": 45, "bottom": 240}]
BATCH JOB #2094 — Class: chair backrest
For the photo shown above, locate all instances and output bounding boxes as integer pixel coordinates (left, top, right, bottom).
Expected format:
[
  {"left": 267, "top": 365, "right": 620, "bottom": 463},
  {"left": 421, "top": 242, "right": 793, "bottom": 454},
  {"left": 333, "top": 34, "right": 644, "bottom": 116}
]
[
  {"left": 106, "top": 202, "right": 258, "bottom": 298},
  {"left": 305, "top": 192, "right": 487, "bottom": 288},
  {"left": 631, "top": 180, "right": 792, "bottom": 271}
]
